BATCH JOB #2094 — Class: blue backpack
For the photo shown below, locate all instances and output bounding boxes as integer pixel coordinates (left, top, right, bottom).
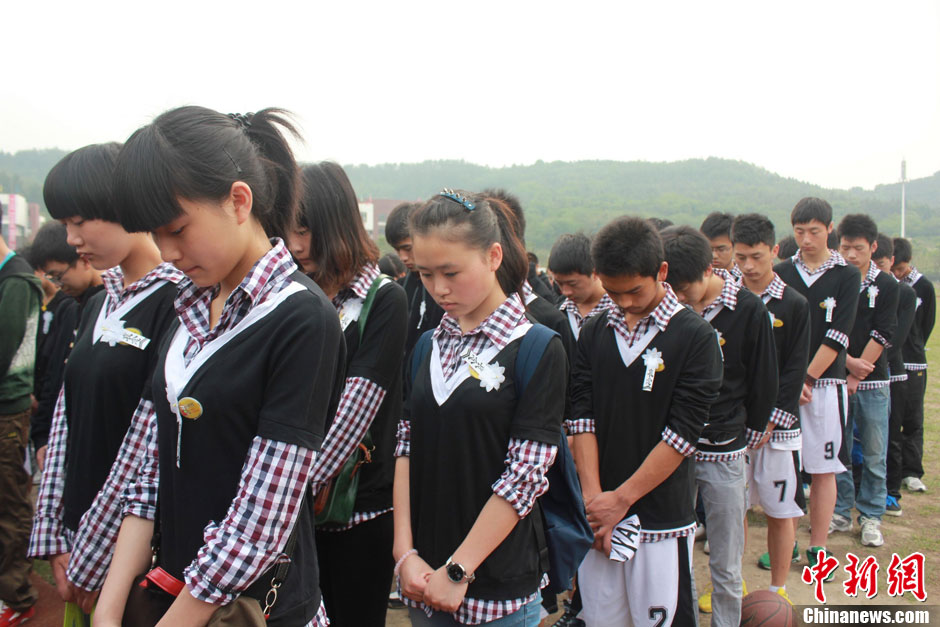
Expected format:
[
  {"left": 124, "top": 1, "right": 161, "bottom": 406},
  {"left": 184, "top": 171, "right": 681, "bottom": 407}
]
[{"left": 410, "top": 324, "right": 593, "bottom": 598}]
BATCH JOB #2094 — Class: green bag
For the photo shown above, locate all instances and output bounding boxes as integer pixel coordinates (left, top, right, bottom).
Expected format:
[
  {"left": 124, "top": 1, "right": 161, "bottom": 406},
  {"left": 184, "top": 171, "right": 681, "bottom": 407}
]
[{"left": 314, "top": 275, "right": 387, "bottom": 526}]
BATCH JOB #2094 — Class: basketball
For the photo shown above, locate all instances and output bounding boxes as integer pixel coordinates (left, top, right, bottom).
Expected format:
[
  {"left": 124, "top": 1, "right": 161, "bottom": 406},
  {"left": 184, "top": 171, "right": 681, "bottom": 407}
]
[{"left": 740, "top": 590, "right": 796, "bottom": 626}]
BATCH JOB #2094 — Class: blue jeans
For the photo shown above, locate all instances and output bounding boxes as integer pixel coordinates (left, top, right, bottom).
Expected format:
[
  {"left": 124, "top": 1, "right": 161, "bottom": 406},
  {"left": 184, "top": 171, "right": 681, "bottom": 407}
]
[
  {"left": 408, "top": 593, "right": 542, "bottom": 626},
  {"left": 836, "top": 386, "right": 890, "bottom": 521}
]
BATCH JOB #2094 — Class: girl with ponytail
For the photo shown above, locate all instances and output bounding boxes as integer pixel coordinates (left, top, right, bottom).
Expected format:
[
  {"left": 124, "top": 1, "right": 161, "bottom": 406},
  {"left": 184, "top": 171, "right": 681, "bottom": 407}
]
[
  {"left": 392, "top": 190, "right": 567, "bottom": 626},
  {"left": 286, "top": 162, "right": 408, "bottom": 626},
  {"left": 90, "top": 106, "right": 345, "bottom": 627}
]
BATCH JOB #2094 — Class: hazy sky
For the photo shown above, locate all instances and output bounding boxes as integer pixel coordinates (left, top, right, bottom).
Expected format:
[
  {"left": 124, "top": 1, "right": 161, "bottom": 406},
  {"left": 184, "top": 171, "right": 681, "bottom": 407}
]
[{"left": 3, "top": 0, "right": 938, "bottom": 190}]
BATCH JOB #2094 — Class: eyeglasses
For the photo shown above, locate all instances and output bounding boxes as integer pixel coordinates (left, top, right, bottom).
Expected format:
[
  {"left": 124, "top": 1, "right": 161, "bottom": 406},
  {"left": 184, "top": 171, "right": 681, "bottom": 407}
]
[{"left": 43, "top": 262, "right": 77, "bottom": 286}]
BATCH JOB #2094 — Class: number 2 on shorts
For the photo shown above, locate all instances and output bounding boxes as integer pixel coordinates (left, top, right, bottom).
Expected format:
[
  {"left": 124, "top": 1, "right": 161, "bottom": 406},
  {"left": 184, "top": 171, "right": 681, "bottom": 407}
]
[{"left": 649, "top": 607, "right": 668, "bottom": 627}]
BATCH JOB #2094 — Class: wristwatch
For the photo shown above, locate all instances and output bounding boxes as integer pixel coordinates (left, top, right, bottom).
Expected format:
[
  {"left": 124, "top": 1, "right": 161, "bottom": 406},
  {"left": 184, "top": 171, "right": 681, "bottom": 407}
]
[{"left": 445, "top": 557, "right": 475, "bottom": 584}]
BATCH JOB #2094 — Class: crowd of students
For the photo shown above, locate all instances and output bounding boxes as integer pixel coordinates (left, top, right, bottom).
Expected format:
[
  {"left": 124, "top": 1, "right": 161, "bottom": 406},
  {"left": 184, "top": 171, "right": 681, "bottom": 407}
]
[{"left": 0, "top": 104, "right": 933, "bottom": 627}]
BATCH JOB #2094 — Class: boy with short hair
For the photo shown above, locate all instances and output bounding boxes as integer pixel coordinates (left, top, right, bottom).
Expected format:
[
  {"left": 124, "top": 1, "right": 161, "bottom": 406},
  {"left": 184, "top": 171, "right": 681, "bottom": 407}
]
[
  {"left": 570, "top": 216, "right": 722, "bottom": 627},
  {"left": 385, "top": 201, "right": 444, "bottom": 356},
  {"left": 662, "top": 225, "right": 778, "bottom": 625},
  {"left": 732, "top": 213, "right": 810, "bottom": 602},
  {"left": 831, "top": 215, "right": 898, "bottom": 546},
  {"left": 775, "top": 197, "right": 860, "bottom": 565},
  {"left": 700, "top": 211, "right": 739, "bottom": 278},
  {"left": 548, "top": 233, "right": 613, "bottom": 340},
  {"left": 872, "top": 234, "right": 916, "bottom": 516},
  {"left": 891, "top": 237, "right": 935, "bottom": 493}
]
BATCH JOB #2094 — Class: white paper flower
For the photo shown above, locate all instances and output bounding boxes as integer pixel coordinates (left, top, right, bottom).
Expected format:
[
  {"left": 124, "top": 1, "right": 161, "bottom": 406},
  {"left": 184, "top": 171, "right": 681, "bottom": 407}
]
[
  {"left": 642, "top": 347, "right": 664, "bottom": 371},
  {"left": 479, "top": 362, "right": 506, "bottom": 392},
  {"left": 823, "top": 297, "right": 837, "bottom": 310},
  {"left": 100, "top": 320, "right": 126, "bottom": 347},
  {"left": 341, "top": 298, "right": 363, "bottom": 325}
]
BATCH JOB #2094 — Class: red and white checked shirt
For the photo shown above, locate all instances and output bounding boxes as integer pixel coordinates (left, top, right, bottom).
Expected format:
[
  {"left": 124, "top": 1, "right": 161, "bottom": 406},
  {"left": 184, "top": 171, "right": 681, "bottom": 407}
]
[
  {"left": 395, "top": 292, "right": 558, "bottom": 624},
  {"left": 29, "top": 262, "right": 182, "bottom": 562},
  {"left": 314, "top": 263, "right": 391, "bottom": 531},
  {"left": 111, "top": 241, "right": 328, "bottom": 625}
]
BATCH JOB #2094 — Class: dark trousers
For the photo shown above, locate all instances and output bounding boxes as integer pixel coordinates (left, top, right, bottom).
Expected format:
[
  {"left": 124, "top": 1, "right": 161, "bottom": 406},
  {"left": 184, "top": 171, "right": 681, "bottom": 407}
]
[
  {"left": 315, "top": 511, "right": 394, "bottom": 627},
  {"left": 886, "top": 380, "right": 905, "bottom": 498},
  {"left": 0, "top": 410, "right": 38, "bottom": 611},
  {"left": 900, "top": 370, "right": 927, "bottom": 479}
]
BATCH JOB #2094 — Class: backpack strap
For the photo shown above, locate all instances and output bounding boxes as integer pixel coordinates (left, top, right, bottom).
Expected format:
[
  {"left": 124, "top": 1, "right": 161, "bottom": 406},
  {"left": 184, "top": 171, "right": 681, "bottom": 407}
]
[
  {"left": 357, "top": 274, "right": 391, "bottom": 343},
  {"left": 513, "top": 323, "right": 558, "bottom": 393},
  {"left": 410, "top": 329, "right": 435, "bottom": 385}
]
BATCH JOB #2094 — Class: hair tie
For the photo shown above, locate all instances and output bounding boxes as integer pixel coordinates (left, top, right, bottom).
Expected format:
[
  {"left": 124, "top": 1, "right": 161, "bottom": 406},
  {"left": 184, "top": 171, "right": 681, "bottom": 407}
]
[
  {"left": 439, "top": 188, "right": 476, "bottom": 212},
  {"left": 227, "top": 112, "right": 254, "bottom": 130}
]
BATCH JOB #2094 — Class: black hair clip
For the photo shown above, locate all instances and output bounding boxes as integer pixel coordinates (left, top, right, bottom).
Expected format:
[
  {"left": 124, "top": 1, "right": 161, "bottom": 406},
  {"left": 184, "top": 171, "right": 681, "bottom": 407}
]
[
  {"left": 227, "top": 112, "right": 254, "bottom": 130},
  {"left": 439, "top": 188, "right": 476, "bottom": 211}
]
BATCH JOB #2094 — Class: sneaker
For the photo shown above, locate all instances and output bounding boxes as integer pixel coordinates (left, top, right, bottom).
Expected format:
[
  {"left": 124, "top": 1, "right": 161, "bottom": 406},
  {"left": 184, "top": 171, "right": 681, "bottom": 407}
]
[
  {"left": 758, "top": 542, "right": 799, "bottom": 570},
  {"left": 903, "top": 476, "right": 927, "bottom": 492},
  {"left": 885, "top": 495, "right": 903, "bottom": 517},
  {"left": 803, "top": 483, "right": 811, "bottom": 499},
  {"left": 828, "top": 512, "right": 853, "bottom": 534},
  {"left": 698, "top": 581, "right": 747, "bottom": 613},
  {"left": 806, "top": 547, "right": 836, "bottom": 582},
  {"left": 0, "top": 606, "right": 35, "bottom": 626},
  {"left": 860, "top": 517, "right": 884, "bottom": 547},
  {"left": 698, "top": 586, "right": 713, "bottom": 613},
  {"left": 703, "top": 539, "right": 710, "bottom": 554},
  {"left": 775, "top": 588, "right": 792, "bottom": 605},
  {"left": 551, "top": 605, "right": 585, "bottom": 627}
]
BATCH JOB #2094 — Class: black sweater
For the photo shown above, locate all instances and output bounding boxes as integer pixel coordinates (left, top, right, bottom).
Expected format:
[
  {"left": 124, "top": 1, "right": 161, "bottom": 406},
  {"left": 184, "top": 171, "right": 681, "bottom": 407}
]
[
  {"left": 701, "top": 286, "right": 778, "bottom": 451},
  {"left": 848, "top": 268, "right": 898, "bottom": 384},
  {"left": 889, "top": 282, "right": 916, "bottom": 378},
  {"left": 571, "top": 308, "right": 722, "bottom": 531},
  {"left": 763, "top": 285, "right": 811, "bottom": 434},
  {"left": 775, "top": 259, "right": 860, "bottom": 381},
  {"left": 903, "top": 274, "right": 936, "bottom": 367}
]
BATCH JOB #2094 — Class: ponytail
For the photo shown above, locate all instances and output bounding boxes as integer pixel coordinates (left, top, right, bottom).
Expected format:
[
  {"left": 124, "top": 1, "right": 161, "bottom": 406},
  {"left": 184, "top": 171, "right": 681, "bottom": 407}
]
[
  {"left": 410, "top": 190, "right": 528, "bottom": 296},
  {"left": 112, "top": 106, "right": 301, "bottom": 241}
]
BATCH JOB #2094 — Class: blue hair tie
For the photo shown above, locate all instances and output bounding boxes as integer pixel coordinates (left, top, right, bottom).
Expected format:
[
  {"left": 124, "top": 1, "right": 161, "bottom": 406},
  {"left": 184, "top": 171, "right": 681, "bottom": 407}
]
[{"left": 439, "top": 189, "right": 476, "bottom": 212}]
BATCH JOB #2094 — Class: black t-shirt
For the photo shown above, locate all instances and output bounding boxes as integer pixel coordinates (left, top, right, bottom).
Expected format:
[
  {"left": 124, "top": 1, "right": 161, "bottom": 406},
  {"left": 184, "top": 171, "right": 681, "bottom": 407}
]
[
  {"left": 153, "top": 273, "right": 345, "bottom": 625},
  {"left": 405, "top": 325, "right": 567, "bottom": 601},
  {"left": 61, "top": 282, "right": 178, "bottom": 531},
  {"left": 30, "top": 292, "right": 77, "bottom": 448},
  {"left": 337, "top": 279, "right": 408, "bottom": 514},
  {"left": 571, "top": 308, "right": 722, "bottom": 531},
  {"left": 775, "top": 259, "right": 860, "bottom": 381},
  {"left": 903, "top": 274, "right": 936, "bottom": 367}
]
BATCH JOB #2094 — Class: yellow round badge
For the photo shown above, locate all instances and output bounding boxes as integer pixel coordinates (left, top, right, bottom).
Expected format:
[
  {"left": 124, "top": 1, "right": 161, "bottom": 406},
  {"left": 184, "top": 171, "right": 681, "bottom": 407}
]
[
  {"left": 178, "top": 397, "right": 203, "bottom": 420},
  {"left": 773, "top": 318, "right": 784, "bottom": 328},
  {"left": 656, "top": 363, "right": 665, "bottom": 372}
]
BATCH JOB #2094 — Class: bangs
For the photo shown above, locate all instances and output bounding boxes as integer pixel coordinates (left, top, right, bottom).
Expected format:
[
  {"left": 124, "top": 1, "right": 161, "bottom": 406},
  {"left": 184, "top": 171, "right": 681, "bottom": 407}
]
[
  {"left": 43, "top": 143, "right": 121, "bottom": 222},
  {"left": 112, "top": 125, "right": 186, "bottom": 233}
]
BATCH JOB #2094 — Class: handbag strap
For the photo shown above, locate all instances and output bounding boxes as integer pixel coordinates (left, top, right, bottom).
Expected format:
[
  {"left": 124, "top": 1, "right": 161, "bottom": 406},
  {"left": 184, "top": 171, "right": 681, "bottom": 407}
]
[{"left": 357, "top": 274, "right": 390, "bottom": 343}]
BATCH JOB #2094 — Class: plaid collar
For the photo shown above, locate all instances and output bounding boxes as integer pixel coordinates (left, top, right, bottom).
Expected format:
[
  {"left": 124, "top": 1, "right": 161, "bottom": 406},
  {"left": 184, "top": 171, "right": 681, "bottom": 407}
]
[
  {"left": 606, "top": 282, "right": 682, "bottom": 334},
  {"left": 903, "top": 267, "right": 923, "bottom": 286},
  {"left": 860, "top": 260, "right": 880, "bottom": 291},
  {"left": 175, "top": 239, "right": 297, "bottom": 347},
  {"left": 792, "top": 249, "right": 847, "bottom": 276},
  {"left": 522, "top": 281, "right": 535, "bottom": 301},
  {"left": 759, "top": 273, "right": 787, "bottom": 301},
  {"left": 332, "top": 263, "right": 380, "bottom": 311},
  {"left": 101, "top": 262, "right": 183, "bottom": 313},
  {"left": 434, "top": 291, "right": 527, "bottom": 351},
  {"left": 559, "top": 293, "right": 615, "bottom": 322},
  {"left": 702, "top": 267, "right": 740, "bottom": 315}
]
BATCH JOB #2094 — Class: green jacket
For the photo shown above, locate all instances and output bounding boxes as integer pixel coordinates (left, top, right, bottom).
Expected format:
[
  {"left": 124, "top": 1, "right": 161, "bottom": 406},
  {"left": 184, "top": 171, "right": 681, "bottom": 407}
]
[{"left": 0, "top": 251, "right": 43, "bottom": 414}]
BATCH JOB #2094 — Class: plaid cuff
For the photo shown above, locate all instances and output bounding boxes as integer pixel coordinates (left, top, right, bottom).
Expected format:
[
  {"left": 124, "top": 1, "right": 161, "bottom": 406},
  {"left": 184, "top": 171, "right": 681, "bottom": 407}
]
[
  {"left": 769, "top": 407, "right": 797, "bottom": 429},
  {"left": 27, "top": 517, "right": 71, "bottom": 558},
  {"left": 825, "top": 329, "right": 849, "bottom": 349},
  {"left": 394, "top": 419, "right": 411, "bottom": 457},
  {"left": 890, "top": 373, "right": 909, "bottom": 383},
  {"left": 745, "top": 428, "right": 765, "bottom": 449},
  {"left": 565, "top": 418, "right": 595, "bottom": 435},
  {"left": 870, "top": 330, "right": 891, "bottom": 348},
  {"left": 491, "top": 439, "right": 557, "bottom": 518},
  {"left": 662, "top": 427, "right": 696, "bottom": 457}
]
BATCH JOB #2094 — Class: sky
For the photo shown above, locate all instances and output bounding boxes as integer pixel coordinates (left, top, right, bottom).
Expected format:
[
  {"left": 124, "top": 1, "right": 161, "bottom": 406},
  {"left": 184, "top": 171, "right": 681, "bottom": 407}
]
[{"left": 2, "top": 0, "right": 938, "bottom": 190}]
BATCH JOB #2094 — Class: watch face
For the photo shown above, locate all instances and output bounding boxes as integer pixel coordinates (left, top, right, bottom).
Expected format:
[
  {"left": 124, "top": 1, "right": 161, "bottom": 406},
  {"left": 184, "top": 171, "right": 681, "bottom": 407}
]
[{"left": 446, "top": 562, "right": 465, "bottom": 583}]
